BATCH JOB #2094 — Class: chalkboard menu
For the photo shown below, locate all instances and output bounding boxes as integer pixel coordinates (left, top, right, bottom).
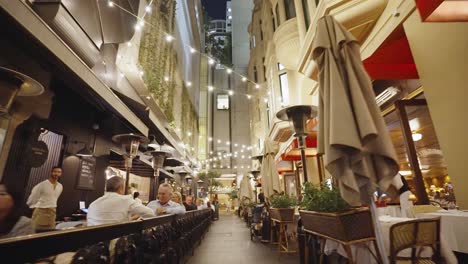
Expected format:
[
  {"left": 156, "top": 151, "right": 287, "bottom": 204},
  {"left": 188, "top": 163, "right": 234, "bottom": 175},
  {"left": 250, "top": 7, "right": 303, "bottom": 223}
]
[{"left": 76, "top": 156, "right": 96, "bottom": 190}]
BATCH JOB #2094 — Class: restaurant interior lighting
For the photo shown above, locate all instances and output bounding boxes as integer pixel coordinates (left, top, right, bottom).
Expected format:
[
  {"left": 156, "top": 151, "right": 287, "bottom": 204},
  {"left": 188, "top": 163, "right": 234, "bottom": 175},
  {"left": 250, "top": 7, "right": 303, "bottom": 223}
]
[{"left": 412, "top": 133, "right": 423, "bottom": 142}]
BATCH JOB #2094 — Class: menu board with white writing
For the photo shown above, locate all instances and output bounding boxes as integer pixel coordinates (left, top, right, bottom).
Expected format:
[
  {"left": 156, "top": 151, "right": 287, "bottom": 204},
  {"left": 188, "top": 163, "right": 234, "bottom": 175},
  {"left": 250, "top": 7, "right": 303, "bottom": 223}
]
[{"left": 76, "top": 156, "right": 96, "bottom": 190}]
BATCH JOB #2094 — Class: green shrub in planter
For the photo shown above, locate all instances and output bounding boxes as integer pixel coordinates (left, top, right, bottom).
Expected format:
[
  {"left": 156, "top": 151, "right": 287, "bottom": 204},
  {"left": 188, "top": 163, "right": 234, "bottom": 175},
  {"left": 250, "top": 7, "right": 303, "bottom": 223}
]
[
  {"left": 270, "top": 194, "right": 297, "bottom": 208},
  {"left": 301, "top": 182, "right": 350, "bottom": 212}
]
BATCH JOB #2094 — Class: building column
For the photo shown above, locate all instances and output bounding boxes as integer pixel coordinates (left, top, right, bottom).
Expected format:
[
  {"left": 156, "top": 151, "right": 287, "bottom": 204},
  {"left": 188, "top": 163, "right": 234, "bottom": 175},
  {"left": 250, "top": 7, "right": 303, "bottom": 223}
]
[
  {"left": 294, "top": 0, "right": 307, "bottom": 43},
  {"left": 404, "top": 11, "right": 468, "bottom": 209}
]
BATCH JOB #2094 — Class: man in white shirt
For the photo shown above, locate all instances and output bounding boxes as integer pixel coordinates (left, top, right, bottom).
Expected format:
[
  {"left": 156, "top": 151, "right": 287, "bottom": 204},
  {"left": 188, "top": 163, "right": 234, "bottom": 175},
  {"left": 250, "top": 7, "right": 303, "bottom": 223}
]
[
  {"left": 87, "top": 176, "right": 154, "bottom": 226},
  {"left": 147, "top": 183, "right": 186, "bottom": 215},
  {"left": 27, "top": 166, "right": 63, "bottom": 231}
]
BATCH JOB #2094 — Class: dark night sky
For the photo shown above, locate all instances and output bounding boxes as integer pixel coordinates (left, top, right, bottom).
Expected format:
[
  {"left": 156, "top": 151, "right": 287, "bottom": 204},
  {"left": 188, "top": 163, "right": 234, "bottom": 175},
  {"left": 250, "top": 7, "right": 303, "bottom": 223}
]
[{"left": 202, "top": 0, "right": 228, "bottom": 19}]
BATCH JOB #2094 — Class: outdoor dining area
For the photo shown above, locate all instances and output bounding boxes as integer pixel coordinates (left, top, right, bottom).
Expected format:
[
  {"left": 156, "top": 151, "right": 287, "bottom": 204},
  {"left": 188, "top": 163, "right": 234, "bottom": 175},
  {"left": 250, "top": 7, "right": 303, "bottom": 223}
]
[{"left": 235, "top": 15, "right": 467, "bottom": 264}]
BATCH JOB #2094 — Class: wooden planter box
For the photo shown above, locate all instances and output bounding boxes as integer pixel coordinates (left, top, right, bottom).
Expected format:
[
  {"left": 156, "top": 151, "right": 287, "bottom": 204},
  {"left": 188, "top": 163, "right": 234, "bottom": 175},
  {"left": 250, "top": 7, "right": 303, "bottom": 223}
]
[
  {"left": 299, "top": 207, "right": 374, "bottom": 242},
  {"left": 269, "top": 208, "right": 295, "bottom": 222}
]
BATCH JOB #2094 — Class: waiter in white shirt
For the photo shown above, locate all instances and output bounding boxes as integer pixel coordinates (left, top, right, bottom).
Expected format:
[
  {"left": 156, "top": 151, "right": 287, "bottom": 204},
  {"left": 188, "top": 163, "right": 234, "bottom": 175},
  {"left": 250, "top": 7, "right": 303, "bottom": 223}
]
[
  {"left": 87, "top": 176, "right": 154, "bottom": 226},
  {"left": 147, "top": 183, "right": 186, "bottom": 215},
  {"left": 27, "top": 166, "right": 63, "bottom": 231}
]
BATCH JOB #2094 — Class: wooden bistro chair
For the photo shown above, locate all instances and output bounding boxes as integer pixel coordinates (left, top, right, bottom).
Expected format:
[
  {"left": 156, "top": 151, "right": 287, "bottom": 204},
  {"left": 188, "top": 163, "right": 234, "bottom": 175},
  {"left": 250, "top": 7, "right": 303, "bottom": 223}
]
[{"left": 389, "top": 217, "right": 443, "bottom": 264}]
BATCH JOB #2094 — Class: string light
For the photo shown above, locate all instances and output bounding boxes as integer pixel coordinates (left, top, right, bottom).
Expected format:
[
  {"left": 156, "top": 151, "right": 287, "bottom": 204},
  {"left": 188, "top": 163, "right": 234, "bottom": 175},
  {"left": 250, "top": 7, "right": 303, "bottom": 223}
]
[
  {"left": 187, "top": 131, "right": 192, "bottom": 136},
  {"left": 186, "top": 81, "right": 192, "bottom": 87},
  {"left": 217, "top": 139, "right": 221, "bottom": 143},
  {"left": 164, "top": 76, "right": 170, "bottom": 82},
  {"left": 109, "top": 2, "right": 271, "bottom": 103},
  {"left": 246, "top": 94, "right": 251, "bottom": 99},
  {"left": 127, "top": 42, "right": 132, "bottom": 47},
  {"left": 165, "top": 35, "right": 174, "bottom": 42},
  {"left": 228, "top": 90, "right": 234, "bottom": 96},
  {"left": 264, "top": 98, "right": 268, "bottom": 103},
  {"left": 208, "top": 137, "right": 213, "bottom": 141},
  {"left": 146, "top": 95, "right": 151, "bottom": 99},
  {"left": 139, "top": 71, "right": 144, "bottom": 77},
  {"left": 208, "top": 86, "right": 214, "bottom": 91}
]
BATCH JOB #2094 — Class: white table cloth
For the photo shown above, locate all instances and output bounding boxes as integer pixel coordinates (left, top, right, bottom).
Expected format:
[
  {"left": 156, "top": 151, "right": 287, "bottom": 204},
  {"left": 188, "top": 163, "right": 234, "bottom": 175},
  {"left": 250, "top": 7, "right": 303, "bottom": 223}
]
[
  {"left": 417, "top": 210, "right": 468, "bottom": 254},
  {"left": 324, "top": 216, "right": 457, "bottom": 263}
]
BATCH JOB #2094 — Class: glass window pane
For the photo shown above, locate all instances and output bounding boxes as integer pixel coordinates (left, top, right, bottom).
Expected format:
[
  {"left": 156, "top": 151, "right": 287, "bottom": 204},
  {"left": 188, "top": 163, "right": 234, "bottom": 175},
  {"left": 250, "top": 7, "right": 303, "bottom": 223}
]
[
  {"left": 217, "top": 94, "right": 229, "bottom": 110},
  {"left": 279, "top": 73, "right": 289, "bottom": 105},
  {"left": 302, "top": 0, "right": 310, "bottom": 28},
  {"left": 285, "top": 0, "right": 296, "bottom": 20}
]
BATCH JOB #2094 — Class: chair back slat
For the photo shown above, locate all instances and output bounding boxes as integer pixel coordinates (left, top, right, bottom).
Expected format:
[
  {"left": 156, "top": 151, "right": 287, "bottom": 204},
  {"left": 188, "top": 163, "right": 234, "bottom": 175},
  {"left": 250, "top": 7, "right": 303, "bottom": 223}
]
[{"left": 389, "top": 217, "right": 442, "bottom": 264}]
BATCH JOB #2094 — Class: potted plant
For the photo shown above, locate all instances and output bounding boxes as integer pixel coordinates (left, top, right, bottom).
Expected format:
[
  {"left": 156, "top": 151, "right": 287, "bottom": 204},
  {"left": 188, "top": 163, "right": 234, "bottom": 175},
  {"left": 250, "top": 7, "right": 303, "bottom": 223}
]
[
  {"left": 269, "top": 194, "right": 297, "bottom": 222},
  {"left": 299, "top": 182, "right": 374, "bottom": 242}
]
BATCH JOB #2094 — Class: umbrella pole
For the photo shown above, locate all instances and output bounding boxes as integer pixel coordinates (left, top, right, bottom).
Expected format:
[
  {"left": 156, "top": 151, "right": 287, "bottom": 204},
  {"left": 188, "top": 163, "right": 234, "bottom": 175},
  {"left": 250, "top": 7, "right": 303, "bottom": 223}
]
[
  {"left": 298, "top": 135, "right": 309, "bottom": 182},
  {"left": 370, "top": 199, "right": 388, "bottom": 264}
]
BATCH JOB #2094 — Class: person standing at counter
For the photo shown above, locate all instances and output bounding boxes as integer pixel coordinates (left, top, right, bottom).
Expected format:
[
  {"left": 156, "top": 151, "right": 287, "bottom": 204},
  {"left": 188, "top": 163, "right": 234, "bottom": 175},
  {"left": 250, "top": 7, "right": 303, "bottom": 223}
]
[{"left": 27, "top": 166, "right": 63, "bottom": 232}]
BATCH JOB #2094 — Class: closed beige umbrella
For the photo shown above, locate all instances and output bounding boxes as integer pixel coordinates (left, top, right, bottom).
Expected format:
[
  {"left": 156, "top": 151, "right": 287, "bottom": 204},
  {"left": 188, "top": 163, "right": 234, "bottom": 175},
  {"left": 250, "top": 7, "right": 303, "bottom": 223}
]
[
  {"left": 261, "top": 139, "right": 281, "bottom": 198},
  {"left": 313, "top": 16, "right": 399, "bottom": 263},
  {"left": 239, "top": 175, "right": 253, "bottom": 200},
  {"left": 312, "top": 15, "right": 399, "bottom": 206}
]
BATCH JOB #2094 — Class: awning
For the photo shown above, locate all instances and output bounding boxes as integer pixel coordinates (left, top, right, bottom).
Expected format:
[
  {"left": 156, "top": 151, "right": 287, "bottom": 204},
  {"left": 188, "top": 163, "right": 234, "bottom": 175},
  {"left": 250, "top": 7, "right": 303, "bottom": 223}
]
[
  {"left": 363, "top": 26, "right": 418, "bottom": 80},
  {"left": 0, "top": 0, "right": 148, "bottom": 135},
  {"left": 280, "top": 134, "right": 318, "bottom": 161},
  {"left": 415, "top": 0, "right": 468, "bottom": 22},
  {"left": 109, "top": 151, "right": 154, "bottom": 177},
  {"left": 276, "top": 159, "right": 293, "bottom": 173}
]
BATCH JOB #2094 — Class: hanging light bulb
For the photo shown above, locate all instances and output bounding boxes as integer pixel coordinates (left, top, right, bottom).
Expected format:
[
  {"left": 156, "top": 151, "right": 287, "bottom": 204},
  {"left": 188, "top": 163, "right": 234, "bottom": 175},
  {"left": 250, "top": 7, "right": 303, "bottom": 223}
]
[
  {"left": 234, "top": 143, "right": 238, "bottom": 147},
  {"left": 217, "top": 139, "right": 221, "bottom": 143},
  {"left": 228, "top": 90, "right": 234, "bottom": 96},
  {"left": 139, "top": 71, "right": 144, "bottom": 77},
  {"left": 226, "top": 68, "right": 232, "bottom": 74},
  {"left": 208, "top": 58, "right": 215, "bottom": 65},
  {"left": 187, "top": 131, "right": 192, "bottom": 136},
  {"left": 226, "top": 141, "right": 230, "bottom": 145},
  {"left": 242, "top": 77, "right": 247, "bottom": 82},
  {"left": 164, "top": 76, "right": 170, "bottom": 82},
  {"left": 208, "top": 137, "right": 213, "bottom": 141},
  {"left": 186, "top": 81, "right": 192, "bottom": 87},
  {"left": 139, "top": 20, "right": 145, "bottom": 27},
  {"left": 246, "top": 94, "right": 251, "bottom": 99},
  {"left": 208, "top": 86, "right": 214, "bottom": 91},
  {"left": 108, "top": 1, "right": 114, "bottom": 7},
  {"left": 165, "top": 35, "right": 174, "bottom": 42},
  {"left": 264, "top": 98, "right": 268, "bottom": 103},
  {"left": 135, "top": 24, "right": 142, "bottom": 31},
  {"left": 190, "top": 47, "right": 196, "bottom": 53},
  {"left": 145, "top": 5, "right": 152, "bottom": 13},
  {"left": 255, "top": 84, "right": 260, "bottom": 89},
  {"left": 127, "top": 42, "right": 132, "bottom": 47}
]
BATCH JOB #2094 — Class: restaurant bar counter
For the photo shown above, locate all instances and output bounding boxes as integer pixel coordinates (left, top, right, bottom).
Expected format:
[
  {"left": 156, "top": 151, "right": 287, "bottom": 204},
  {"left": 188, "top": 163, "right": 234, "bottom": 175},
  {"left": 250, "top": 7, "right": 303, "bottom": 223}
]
[{"left": 0, "top": 209, "right": 213, "bottom": 263}]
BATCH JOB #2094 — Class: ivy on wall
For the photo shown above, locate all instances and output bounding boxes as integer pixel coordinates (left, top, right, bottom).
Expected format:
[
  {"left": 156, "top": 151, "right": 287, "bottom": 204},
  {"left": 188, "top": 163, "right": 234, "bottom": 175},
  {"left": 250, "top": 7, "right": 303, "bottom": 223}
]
[{"left": 138, "top": 0, "right": 199, "bottom": 151}]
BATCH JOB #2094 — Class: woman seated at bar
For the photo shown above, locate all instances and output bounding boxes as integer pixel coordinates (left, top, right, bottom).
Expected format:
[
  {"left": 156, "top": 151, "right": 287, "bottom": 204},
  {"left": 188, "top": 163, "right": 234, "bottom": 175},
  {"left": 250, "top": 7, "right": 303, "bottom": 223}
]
[
  {"left": 171, "top": 191, "right": 183, "bottom": 205},
  {"left": 0, "top": 184, "right": 34, "bottom": 238},
  {"left": 87, "top": 176, "right": 155, "bottom": 226}
]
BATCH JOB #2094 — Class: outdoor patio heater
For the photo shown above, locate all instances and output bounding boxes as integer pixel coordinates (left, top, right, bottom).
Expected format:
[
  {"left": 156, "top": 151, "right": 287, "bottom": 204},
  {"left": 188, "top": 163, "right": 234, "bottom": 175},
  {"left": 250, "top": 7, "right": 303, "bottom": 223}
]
[
  {"left": 146, "top": 136, "right": 175, "bottom": 194},
  {"left": 276, "top": 105, "right": 318, "bottom": 182},
  {"left": 0, "top": 66, "right": 44, "bottom": 114},
  {"left": 178, "top": 167, "right": 192, "bottom": 195},
  {"left": 112, "top": 133, "right": 148, "bottom": 194}
]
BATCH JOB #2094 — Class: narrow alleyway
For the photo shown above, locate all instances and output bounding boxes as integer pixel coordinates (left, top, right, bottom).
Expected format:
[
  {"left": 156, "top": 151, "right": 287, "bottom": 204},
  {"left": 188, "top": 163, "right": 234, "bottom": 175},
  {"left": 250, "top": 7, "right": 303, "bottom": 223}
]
[{"left": 188, "top": 212, "right": 299, "bottom": 264}]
